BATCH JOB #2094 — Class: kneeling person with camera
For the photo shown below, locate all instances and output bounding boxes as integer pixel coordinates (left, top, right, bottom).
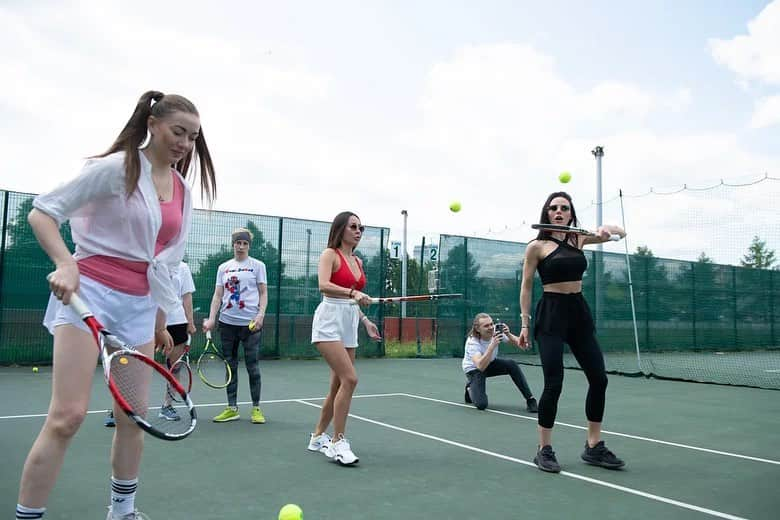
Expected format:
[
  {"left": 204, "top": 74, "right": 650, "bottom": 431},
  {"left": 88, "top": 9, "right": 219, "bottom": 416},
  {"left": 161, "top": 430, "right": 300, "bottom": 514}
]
[{"left": 462, "top": 313, "right": 538, "bottom": 413}]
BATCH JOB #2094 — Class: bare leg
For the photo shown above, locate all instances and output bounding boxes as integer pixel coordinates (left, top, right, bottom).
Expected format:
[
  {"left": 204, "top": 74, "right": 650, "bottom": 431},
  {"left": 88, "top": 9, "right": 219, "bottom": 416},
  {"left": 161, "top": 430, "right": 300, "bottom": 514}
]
[
  {"left": 586, "top": 421, "right": 602, "bottom": 447},
  {"left": 110, "top": 341, "right": 153, "bottom": 479},
  {"left": 314, "top": 369, "right": 339, "bottom": 435},
  {"left": 17, "top": 326, "right": 96, "bottom": 507},
  {"left": 538, "top": 425, "right": 553, "bottom": 448},
  {"left": 314, "top": 342, "right": 357, "bottom": 437}
]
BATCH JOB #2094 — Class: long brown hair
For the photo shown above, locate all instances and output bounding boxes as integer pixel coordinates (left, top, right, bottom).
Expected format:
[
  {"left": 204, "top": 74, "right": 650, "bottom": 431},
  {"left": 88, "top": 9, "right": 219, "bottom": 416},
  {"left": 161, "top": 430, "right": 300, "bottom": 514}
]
[
  {"left": 94, "top": 91, "right": 217, "bottom": 204},
  {"left": 535, "top": 191, "right": 579, "bottom": 247},
  {"left": 327, "top": 211, "right": 359, "bottom": 251},
  {"left": 468, "top": 313, "right": 491, "bottom": 338}
]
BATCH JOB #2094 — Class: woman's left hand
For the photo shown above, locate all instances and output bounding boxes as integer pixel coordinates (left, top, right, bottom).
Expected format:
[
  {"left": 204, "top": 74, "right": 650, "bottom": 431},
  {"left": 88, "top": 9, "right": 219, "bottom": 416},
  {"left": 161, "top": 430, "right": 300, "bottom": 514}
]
[
  {"left": 364, "top": 319, "right": 382, "bottom": 340},
  {"left": 155, "top": 329, "right": 174, "bottom": 354}
]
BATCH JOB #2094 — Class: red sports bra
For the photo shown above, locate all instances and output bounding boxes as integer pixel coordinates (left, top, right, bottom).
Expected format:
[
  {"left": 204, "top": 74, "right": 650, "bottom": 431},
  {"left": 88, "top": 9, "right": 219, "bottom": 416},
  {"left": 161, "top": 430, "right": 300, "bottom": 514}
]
[{"left": 330, "top": 248, "right": 366, "bottom": 290}]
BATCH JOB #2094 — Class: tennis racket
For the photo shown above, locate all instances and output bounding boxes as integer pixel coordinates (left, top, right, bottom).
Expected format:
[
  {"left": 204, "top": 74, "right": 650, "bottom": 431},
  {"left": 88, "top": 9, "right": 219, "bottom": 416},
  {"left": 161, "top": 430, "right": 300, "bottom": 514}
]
[
  {"left": 163, "top": 335, "right": 193, "bottom": 406},
  {"left": 365, "top": 293, "right": 463, "bottom": 304},
  {"left": 531, "top": 223, "right": 621, "bottom": 241},
  {"left": 196, "top": 330, "right": 232, "bottom": 389},
  {"left": 49, "top": 277, "right": 196, "bottom": 440}
]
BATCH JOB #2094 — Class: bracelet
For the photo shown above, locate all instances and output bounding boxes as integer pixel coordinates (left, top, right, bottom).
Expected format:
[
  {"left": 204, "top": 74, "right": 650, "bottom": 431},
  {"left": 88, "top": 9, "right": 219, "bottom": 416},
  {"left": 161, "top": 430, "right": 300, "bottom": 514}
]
[
  {"left": 349, "top": 289, "right": 355, "bottom": 298},
  {"left": 361, "top": 316, "right": 370, "bottom": 322},
  {"left": 521, "top": 326, "right": 529, "bottom": 329}
]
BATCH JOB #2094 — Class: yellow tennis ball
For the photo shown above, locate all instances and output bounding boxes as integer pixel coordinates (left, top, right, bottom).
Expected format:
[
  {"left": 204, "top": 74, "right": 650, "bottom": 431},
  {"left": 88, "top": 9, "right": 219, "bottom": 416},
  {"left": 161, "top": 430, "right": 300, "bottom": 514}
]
[
  {"left": 278, "top": 504, "right": 303, "bottom": 520},
  {"left": 449, "top": 201, "right": 462, "bottom": 213},
  {"left": 119, "top": 357, "right": 129, "bottom": 365},
  {"left": 32, "top": 366, "right": 39, "bottom": 373},
  {"left": 559, "top": 171, "right": 572, "bottom": 183},
  {"left": 248, "top": 320, "right": 256, "bottom": 332}
]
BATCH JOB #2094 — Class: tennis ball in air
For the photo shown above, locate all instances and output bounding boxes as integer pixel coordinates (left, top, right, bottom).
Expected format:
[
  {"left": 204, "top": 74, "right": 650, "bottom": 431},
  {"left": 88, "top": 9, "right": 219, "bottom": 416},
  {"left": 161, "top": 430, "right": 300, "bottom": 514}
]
[
  {"left": 278, "top": 504, "right": 303, "bottom": 520},
  {"left": 32, "top": 366, "right": 39, "bottom": 373},
  {"left": 449, "top": 201, "right": 462, "bottom": 213},
  {"left": 558, "top": 171, "right": 572, "bottom": 183}
]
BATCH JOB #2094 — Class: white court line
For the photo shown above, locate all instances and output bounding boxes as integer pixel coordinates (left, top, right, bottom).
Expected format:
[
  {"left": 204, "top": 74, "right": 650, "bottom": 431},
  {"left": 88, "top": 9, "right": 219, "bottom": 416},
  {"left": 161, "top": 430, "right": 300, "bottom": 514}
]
[
  {"left": 400, "top": 393, "right": 780, "bottom": 466},
  {"left": 296, "top": 400, "right": 748, "bottom": 520},
  {"left": 0, "top": 392, "right": 403, "bottom": 420},
  {"left": 764, "top": 369, "right": 780, "bottom": 373}
]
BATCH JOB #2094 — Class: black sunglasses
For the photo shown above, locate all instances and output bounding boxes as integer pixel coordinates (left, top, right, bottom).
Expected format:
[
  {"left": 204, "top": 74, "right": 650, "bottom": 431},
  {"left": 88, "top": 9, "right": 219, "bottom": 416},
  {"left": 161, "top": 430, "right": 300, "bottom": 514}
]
[
  {"left": 348, "top": 224, "right": 365, "bottom": 232},
  {"left": 547, "top": 204, "right": 571, "bottom": 212}
]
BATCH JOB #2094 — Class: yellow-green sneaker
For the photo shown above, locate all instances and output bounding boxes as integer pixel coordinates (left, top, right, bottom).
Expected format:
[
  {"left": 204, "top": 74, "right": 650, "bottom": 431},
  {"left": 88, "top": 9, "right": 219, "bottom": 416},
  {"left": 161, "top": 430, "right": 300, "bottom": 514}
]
[
  {"left": 251, "top": 406, "right": 266, "bottom": 424},
  {"left": 213, "top": 406, "right": 240, "bottom": 422}
]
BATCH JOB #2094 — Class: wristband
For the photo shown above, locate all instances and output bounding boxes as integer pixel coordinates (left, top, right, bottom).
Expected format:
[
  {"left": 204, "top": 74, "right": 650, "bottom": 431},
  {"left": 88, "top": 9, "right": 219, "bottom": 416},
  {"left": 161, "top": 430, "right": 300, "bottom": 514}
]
[{"left": 349, "top": 289, "right": 355, "bottom": 298}]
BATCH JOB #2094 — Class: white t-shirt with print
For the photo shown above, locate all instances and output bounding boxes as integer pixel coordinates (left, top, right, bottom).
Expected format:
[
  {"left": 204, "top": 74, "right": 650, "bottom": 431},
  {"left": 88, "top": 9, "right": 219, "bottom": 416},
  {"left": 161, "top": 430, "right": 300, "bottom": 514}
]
[
  {"left": 166, "top": 262, "right": 196, "bottom": 326},
  {"left": 215, "top": 257, "right": 267, "bottom": 326}
]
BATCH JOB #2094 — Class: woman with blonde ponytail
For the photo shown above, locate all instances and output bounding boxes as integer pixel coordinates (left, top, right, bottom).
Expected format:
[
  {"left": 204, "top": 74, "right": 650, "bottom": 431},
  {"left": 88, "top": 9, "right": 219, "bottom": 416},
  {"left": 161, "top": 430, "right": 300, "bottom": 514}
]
[{"left": 15, "top": 91, "right": 217, "bottom": 520}]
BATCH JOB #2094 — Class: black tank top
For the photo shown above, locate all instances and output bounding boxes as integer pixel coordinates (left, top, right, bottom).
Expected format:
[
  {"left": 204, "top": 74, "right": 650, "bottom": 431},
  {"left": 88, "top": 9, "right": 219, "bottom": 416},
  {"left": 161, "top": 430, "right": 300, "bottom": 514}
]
[{"left": 536, "top": 238, "right": 587, "bottom": 285}]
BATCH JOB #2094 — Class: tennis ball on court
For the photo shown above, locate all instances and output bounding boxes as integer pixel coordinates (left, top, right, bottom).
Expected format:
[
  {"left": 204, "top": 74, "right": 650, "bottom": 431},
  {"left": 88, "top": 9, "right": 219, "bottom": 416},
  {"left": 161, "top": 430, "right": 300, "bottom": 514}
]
[
  {"left": 558, "top": 171, "right": 572, "bottom": 183},
  {"left": 32, "top": 366, "right": 39, "bottom": 373},
  {"left": 278, "top": 504, "right": 303, "bottom": 520},
  {"left": 449, "top": 201, "right": 462, "bottom": 213}
]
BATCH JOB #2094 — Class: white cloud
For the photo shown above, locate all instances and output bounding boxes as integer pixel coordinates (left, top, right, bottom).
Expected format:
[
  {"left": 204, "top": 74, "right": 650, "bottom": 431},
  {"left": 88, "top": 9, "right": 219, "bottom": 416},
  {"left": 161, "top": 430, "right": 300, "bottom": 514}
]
[
  {"left": 750, "top": 95, "right": 780, "bottom": 128},
  {"left": 709, "top": 1, "right": 780, "bottom": 86}
]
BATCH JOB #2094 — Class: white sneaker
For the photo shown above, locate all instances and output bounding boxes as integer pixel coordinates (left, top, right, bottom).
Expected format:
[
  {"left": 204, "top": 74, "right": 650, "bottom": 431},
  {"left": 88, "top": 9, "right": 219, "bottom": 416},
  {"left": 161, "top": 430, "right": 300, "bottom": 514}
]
[
  {"left": 328, "top": 434, "right": 359, "bottom": 465},
  {"left": 308, "top": 432, "right": 332, "bottom": 453},
  {"left": 106, "top": 507, "right": 151, "bottom": 520}
]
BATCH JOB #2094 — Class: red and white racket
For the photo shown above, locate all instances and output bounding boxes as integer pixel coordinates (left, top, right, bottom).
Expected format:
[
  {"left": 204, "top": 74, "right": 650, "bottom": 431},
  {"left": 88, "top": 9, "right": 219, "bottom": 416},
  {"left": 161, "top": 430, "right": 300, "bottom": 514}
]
[
  {"left": 531, "top": 223, "right": 621, "bottom": 241},
  {"left": 365, "top": 293, "right": 463, "bottom": 304},
  {"left": 51, "top": 276, "right": 197, "bottom": 440}
]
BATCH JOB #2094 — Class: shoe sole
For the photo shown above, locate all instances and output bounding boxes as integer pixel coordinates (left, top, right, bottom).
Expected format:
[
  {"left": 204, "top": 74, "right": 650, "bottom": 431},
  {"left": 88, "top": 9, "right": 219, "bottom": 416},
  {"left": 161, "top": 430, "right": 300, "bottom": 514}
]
[
  {"left": 333, "top": 456, "right": 359, "bottom": 466},
  {"left": 533, "top": 456, "right": 561, "bottom": 473},
  {"left": 581, "top": 457, "right": 625, "bottom": 469},
  {"left": 251, "top": 419, "right": 266, "bottom": 424},
  {"left": 159, "top": 415, "right": 181, "bottom": 421}
]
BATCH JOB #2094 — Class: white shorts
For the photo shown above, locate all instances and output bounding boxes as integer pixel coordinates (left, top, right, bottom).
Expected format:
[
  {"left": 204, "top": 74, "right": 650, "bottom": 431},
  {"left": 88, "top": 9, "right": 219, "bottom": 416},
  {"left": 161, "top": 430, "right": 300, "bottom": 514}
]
[
  {"left": 311, "top": 296, "right": 360, "bottom": 348},
  {"left": 43, "top": 274, "right": 157, "bottom": 347}
]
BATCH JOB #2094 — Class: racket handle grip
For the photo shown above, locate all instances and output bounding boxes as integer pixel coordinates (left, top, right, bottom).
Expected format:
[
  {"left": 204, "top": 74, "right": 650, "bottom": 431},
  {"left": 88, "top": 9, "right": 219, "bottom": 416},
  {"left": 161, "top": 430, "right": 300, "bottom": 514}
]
[
  {"left": 206, "top": 330, "right": 212, "bottom": 340},
  {"left": 46, "top": 273, "right": 92, "bottom": 318}
]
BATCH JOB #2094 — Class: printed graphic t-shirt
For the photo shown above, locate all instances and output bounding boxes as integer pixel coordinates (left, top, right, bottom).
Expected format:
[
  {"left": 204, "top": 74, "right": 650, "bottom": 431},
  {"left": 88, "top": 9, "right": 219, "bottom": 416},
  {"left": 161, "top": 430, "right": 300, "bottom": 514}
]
[{"left": 215, "top": 257, "right": 268, "bottom": 325}]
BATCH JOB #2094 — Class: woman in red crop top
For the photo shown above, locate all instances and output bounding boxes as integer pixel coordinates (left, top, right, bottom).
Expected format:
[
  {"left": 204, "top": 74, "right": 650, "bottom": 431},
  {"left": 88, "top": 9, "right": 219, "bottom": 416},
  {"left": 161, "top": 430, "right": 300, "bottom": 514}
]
[
  {"left": 518, "top": 192, "right": 626, "bottom": 474},
  {"left": 307, "top": 211, "right": 381, "bottom": 466}
]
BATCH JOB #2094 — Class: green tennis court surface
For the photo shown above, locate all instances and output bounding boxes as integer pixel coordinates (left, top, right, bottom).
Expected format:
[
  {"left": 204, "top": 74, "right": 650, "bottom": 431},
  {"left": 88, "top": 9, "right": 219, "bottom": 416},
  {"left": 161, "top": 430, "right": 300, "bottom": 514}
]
[{"left": 2, "top": 359, "right": 778, "bottom": 519}]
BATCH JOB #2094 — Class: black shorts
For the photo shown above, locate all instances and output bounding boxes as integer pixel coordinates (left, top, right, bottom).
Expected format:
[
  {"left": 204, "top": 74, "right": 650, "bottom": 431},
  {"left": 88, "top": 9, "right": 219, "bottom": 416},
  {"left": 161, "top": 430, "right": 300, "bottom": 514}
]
[
  {"left": 166, "top": 323, "right": 189, "bottom": 345},
  {"left": 533, "top": 292, "right": 595, "bottom": 341}
]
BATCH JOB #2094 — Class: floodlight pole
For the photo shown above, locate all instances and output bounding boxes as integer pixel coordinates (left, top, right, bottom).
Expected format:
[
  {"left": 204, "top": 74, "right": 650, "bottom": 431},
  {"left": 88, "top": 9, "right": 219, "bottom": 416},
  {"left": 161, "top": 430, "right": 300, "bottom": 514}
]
[
  {"left": 401, "top": 209, "right": 408, "bottom": 318},
  {"left": 592, "top": 146, "right": 604, "bottom": 324}
]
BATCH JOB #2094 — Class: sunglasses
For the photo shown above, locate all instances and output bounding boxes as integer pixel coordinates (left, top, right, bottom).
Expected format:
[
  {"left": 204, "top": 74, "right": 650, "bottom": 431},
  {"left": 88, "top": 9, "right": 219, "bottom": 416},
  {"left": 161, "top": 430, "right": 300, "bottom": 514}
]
[
  {"left": 348, "top": 224, "right": 365, "bottom": 232},
  {"left": 547, "top": 204, "right": 571, "bottom": 212}
]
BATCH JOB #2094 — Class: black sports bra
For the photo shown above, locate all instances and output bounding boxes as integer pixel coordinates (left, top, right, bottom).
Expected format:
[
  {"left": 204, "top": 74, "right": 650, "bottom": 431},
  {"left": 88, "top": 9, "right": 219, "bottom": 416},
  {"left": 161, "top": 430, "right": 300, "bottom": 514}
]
[{"left": 536, "top": 238, "right": 587, "bottom": 285}]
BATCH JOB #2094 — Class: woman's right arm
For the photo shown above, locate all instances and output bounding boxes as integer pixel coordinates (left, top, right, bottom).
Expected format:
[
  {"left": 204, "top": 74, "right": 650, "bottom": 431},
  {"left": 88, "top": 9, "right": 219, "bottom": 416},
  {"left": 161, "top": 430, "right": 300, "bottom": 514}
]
[
  {"left": 518, "top": 243, "right": 540, "bottom": 349},
  {"left": 28, "top": 208, "right": 79, "bottom": 304}
]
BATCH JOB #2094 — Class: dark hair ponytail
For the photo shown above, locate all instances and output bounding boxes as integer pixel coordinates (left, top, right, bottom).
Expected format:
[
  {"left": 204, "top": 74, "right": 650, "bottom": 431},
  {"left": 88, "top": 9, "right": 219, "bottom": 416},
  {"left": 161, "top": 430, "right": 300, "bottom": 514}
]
[{"left": 94, "top": 91, "right": 216, "bottom": 204}]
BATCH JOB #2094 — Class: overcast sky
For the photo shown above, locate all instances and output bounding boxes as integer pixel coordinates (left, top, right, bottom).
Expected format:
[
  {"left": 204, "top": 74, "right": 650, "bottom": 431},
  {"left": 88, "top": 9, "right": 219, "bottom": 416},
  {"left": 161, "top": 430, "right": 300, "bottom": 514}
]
[{"left": 2, "top": 0, "right": 779, "bottom": 265}]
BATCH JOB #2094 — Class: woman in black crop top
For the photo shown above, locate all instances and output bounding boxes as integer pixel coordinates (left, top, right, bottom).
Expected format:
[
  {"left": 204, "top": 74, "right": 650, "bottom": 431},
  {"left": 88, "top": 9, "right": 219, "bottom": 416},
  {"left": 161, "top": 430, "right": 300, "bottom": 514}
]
[{"left": 518, "top": 192, "right": 626, "bottom": 473}]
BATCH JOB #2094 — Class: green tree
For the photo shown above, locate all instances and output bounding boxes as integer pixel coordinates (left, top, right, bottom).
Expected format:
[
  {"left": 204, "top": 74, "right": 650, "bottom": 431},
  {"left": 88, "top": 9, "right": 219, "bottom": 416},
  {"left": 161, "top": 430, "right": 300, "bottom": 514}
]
[
  {"left": 740, "top": 236, "right": 776, "bottom": 269},
  {"left": 2, "top": 197, "right": 74, "bottom": 309},
  {"left": 192, "top": 220, "right": 283, "bottom": 312}
]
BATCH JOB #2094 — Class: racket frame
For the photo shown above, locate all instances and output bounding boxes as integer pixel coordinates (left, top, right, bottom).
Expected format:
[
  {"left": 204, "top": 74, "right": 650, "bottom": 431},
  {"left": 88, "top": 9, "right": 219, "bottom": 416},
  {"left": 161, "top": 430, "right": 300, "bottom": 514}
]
[
  {"left": 366, "top": 293, "right": 463, "bottom": 304},
  {"left": 64, "top": 290, "right": 197, "bottom": 440},
  {"left": 531, "top": 223, "right": 621, "bottom": 241},
  {"left": 196, "top": 330, "right": 233, "bottom": 389}
]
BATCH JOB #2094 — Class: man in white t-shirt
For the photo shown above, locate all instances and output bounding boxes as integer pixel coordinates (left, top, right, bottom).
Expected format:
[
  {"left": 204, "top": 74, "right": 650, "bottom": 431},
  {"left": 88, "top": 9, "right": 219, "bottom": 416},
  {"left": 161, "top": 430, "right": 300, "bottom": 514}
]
[
  {"left": 203, "top": 228, "right": 268, "bottom": 424},
  {"left": 462, "top": 313, "right": 538, "bottom": 413}
]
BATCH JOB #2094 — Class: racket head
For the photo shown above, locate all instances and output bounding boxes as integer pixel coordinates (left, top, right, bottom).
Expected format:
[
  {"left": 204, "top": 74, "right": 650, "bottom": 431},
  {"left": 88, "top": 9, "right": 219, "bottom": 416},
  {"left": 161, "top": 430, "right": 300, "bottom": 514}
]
[
  {"left": 196, "top": 335, "right": 232, "bottom": 389},
  {"left": 106, "top": 349, "right": 197, "bottom": 440},
  {"left": 169, "top": 357, "right": 193, "bottom": 397}
]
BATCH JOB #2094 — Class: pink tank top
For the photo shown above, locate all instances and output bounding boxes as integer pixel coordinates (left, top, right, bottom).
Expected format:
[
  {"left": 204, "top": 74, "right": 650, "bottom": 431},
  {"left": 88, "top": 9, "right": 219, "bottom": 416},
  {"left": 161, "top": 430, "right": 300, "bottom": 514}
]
[{"left": 78, "top": 172, "right": 184, "bottom": 295}]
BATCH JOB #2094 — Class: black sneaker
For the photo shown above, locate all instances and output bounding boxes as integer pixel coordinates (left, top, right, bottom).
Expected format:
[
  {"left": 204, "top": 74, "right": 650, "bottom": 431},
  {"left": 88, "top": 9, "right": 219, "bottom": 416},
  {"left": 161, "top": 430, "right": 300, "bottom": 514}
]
[
  {"left": 464, "top": 384, "right": 472, "bottom": 404},
  {"left": 581, "top": 441, "right": 625, "bottom": 469},
  {"left": 526, "top": 397, "right": 538, "bottom": 413},
  {"left": 533, "top": 445, "right": 561, "bottom": 473}
]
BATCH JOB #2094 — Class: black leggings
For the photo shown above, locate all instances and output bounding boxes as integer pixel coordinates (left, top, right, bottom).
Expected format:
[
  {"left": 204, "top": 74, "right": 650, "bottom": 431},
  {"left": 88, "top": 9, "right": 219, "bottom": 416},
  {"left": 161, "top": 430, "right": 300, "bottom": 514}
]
[
  {"left": 534, "top": 292, "right": 608, "bottom": 429},
  {"left": 466, "top": 358, "right": 534, "bottom": 410}
]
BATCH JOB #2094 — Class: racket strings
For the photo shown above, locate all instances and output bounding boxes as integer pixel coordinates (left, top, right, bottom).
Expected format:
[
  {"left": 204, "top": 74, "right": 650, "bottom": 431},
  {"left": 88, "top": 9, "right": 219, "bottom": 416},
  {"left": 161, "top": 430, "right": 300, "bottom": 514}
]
[
  {"left": 109, "top": 353, "right": 195, "bottom": 436},
  {"left": 165, "top": 360, "right": 192, "bottom": 404},
  {"left": 197, "top": 350, "right": 231, "bottom": 388}
]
